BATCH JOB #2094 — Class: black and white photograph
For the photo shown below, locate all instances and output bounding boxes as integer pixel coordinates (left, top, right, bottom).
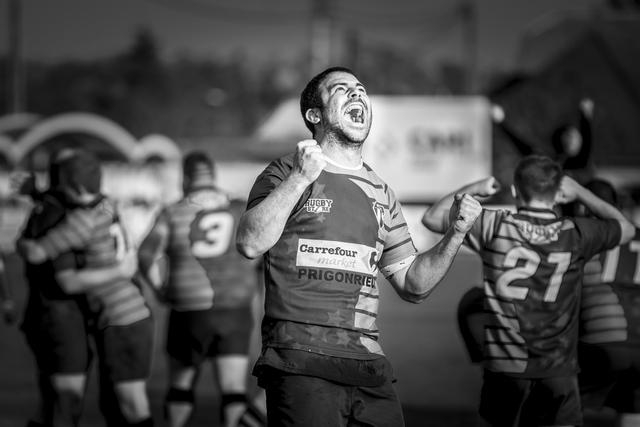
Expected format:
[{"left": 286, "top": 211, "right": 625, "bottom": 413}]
[{"left": 1, "top": 1, "right": 639, "bottom": 426}]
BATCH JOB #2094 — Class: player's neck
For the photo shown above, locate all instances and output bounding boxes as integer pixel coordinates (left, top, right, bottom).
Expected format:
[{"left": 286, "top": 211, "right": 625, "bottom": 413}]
[
  {"left": 319, "top": 137, "right": 364, "bottom": 170},
  {"left": 521, "top": 199, "right": 555, "bottom": 211}
]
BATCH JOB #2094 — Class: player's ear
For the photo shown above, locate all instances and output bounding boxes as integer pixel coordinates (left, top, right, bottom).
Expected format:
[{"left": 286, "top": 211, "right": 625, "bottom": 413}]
[
  {"left": 553, "top": 188, "right": 564, "bottom": 205},
  {"left": 510, "top": 184, "right": 517, "bottom": 200},
  {"left": 305, "top": 108, "right": 321, "bottom": 125}
]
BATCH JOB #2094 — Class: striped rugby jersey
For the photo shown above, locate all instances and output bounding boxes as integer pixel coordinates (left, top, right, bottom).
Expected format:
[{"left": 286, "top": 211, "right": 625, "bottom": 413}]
[
  {"left": 140, "top": 187, "right": 258, "bottom": 311},
  {"left": 461, "top": 207, "right": 620, "bottom": 377},
  {"left": 247, "top": 154, "right": 417, "bottom": 359},
  {"left": 34, "top": 196, "right": 150, "bottom": 328},
  {"left": 20, "top": 191, "right": 74, "bottom": 301},
  {"left": 581, "top": 227, "right": 640, "bottom": 346}
]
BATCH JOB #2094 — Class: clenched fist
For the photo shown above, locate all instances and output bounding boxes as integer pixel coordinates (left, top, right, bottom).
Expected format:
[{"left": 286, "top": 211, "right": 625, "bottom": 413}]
[
  {"left": 292, "top": 139, "right": 327, "bottom": 185},
  {"left": 451, "top": 193, "right": 482, "bottom": 234},
  {"left": 555, "top": 175, "right": 582, "bottom": 205},
  {"left": 474, "top": 176, "right": 501, "bottom": 198}
]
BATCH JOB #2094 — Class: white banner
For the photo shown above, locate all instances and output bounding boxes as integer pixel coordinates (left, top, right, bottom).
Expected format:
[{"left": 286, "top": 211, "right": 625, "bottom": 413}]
[
  {"left": 363, "top": 96, "right": 492, "bottom": 202},
  {"left": 255, "top": 96, "right": 492, "bottom": 203}
]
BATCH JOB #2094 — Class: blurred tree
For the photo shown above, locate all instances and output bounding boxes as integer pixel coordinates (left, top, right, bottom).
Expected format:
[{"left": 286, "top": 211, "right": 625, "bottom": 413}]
[{"left": 1, "top": 27, "right": 492, "bottom": 139}]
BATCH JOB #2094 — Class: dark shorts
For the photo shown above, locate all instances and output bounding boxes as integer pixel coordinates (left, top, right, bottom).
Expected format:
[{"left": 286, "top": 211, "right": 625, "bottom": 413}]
[
  {"left": 260, "top": 370, "right": 405, "bottom": 427},
  {"left": 579, "top": 342, "right": 640, "bottom": 413},
  {"left": 166, "top": 306, "right": 254, "bottom": 367},
  {"left": 23, "top": 299, "right": 92, "bottom": 375},
  {"left": 96, "top": 316, "right": 153, "bottom": 382},
  {"left": 479, "top": 370, "right": 582, "bottom": 427}
]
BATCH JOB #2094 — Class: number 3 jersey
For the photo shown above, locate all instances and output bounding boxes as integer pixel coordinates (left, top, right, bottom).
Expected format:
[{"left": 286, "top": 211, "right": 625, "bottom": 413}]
[
  {"left": 462, "top": 207, "right": 620, "bottom": 378},
  {"left": 246, "top": 154, "right": 417, "bottom": 360},
  {"left": 140, "top": 187, "right": 258, "bottom": 311}
]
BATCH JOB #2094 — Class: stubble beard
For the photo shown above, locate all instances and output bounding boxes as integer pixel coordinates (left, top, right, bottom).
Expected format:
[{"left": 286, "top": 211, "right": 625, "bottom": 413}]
[
  {"left": 326, "top": 118, "right": 370, "bottom": 147},
  {"left": 325, "top": 128, "right": 365, "bottom": 151}
]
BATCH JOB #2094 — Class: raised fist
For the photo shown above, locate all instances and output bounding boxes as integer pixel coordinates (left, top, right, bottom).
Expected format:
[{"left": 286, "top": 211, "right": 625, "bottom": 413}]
[
  {"left": 292, "top": 139, "right": 327, "bottom": 185},
  {"left": 451, "top": 193, "right": 482, "bottom": 234},
  {"left": 555, "top": 175, "right": 582, "bottom": 205},
  {"left": 475, "top": 177, "right": 501, "bottom": 198}
]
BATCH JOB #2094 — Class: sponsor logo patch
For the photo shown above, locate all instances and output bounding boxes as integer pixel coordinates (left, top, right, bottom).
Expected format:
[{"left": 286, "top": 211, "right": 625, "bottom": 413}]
[
  {"left": 303, "top": 198, "right": 333, "bottom": 213},
  {"left": 296, "top": 238, "right": 377, "bottom": 275}
]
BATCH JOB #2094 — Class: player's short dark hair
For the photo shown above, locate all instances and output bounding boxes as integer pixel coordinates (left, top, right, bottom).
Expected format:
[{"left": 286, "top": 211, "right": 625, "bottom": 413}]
[
  {"left": 58, "top": 149, "right": 102, "bottom": 194},
  {"left": 585, "top": 178, "right": 618, "bottom": 207},
  {"left": 48, "top": 148, "right": 77, "bottom": 188},
  {"left": 513, "top": 155, "right": 562, "bottom": 203},
  {"left": 300, "top": 66, "right": 356, "bottom": 135},
  {"left": 183, "top": 150, "right": 215, "bottom": 182}
]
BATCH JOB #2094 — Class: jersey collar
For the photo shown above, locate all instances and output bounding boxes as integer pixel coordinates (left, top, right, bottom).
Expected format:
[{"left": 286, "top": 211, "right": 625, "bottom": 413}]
[{"left": 516, "top": 206, "right": 558, "bottom": 219}]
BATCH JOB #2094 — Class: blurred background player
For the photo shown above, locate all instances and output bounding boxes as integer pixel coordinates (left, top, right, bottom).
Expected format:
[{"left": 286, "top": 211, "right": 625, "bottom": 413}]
[
  {"left": 15, "top": 148, "right": 94, "bottom": 427},
  {"left": 138, "top": 151, "right": 265, "bottom": 427},
  {"left": 18, "top": 149, "right": 154, "bottom": 427},
  {"left": 578, "top": 178, "right": 640, "bottom": 427},
  {"left": 422, "top": 155, "right": 634, "bottom": 427},
  {"left": 491, "top": 98, "right": 596, "bottom": 186},
  {"left": 0, "top": 252, "right": 16, "bottom": 324}
]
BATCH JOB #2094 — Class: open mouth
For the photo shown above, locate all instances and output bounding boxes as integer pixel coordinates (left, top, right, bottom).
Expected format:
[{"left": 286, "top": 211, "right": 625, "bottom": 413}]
[{"left": 345, "top": 103, "right": 365, "bottom": 124}]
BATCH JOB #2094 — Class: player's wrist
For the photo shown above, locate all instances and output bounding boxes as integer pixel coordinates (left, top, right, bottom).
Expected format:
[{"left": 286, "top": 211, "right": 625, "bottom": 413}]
[
  {"left": 449, "top": 225, "right": 469, "bottom": 240},
  {"left": 285, "top": 172, "right": 313, "bottom": 192}
]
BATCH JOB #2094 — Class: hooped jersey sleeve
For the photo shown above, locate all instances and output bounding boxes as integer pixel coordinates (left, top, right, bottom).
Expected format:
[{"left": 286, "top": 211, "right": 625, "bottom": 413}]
[
  {"left": 35, "top": 207, "right": 100, "bottom": 260},
  {"left": 247, "top": 154, "right": 302, "bottom": 210},
  {"left": 573, "top": 217, "right": 621, "bottom": 260},
  {"left": 378, "top": 186, "right": 416, "bottom": 270},
  {"left": 442, "top": 208, "right": 508, "bottom": 253}
]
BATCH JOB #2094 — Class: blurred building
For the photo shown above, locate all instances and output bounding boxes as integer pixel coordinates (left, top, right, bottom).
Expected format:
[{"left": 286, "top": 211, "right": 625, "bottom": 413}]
[{"left": 490, "top": 8, "right": 640, "bottom": 199}]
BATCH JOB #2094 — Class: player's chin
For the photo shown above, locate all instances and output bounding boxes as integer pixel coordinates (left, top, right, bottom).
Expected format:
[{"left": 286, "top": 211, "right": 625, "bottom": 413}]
[{"left": 344, "top": 127, "right": 369, "bottom": 144}]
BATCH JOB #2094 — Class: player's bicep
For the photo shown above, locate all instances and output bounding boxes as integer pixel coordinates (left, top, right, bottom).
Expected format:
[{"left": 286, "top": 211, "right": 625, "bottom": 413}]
[{"left": 576, "top": 218, "right": 622, "bottom": 260}]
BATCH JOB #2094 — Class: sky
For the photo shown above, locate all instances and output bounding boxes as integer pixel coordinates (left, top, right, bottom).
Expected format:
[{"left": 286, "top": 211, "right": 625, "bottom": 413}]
[{"left": 2, "top": 0, "right": 605, "bottom": 71}]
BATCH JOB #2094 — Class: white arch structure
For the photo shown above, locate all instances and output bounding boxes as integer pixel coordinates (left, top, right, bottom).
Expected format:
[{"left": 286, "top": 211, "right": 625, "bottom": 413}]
[
  {"left": 0, "top": 112, "right": 181, "bottom": 166},
  {"left": 0, "top": 112, "right": 41, "bottom": 136}
]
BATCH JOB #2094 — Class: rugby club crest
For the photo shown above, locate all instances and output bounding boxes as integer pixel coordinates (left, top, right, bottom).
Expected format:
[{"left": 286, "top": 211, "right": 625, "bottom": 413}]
[{"left": 372, "top": 201, "right": 385, "bottom": 229}]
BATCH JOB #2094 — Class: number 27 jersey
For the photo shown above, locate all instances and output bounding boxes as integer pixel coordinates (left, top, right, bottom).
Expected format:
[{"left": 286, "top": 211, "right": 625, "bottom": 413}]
[{"left": 465, "top": 207, "right": 620, "bottom": 378}]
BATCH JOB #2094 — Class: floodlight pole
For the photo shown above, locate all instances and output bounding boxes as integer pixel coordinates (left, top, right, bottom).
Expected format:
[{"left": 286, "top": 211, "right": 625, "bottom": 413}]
[
  {"left": 309, "top": 0, "right": 333, "bottom": 77},
  {"left": 461, "top": 0, "right": 477, "bottom": 94},
  {"left": 8, "top": 0, "right": 25, "bottom": 113}
]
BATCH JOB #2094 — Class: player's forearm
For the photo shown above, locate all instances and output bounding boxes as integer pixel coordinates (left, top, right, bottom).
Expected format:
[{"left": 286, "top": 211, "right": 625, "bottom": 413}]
[
  {"left": 56, "top": 264, "right": 130, "bottom": 294},
  {"left": 145, "top": 263, "right": 165, "bottom": 290},
  {"left": 236, "top": 174, "right": 310, "bottom": 259},
  {"left": 402, "top": 228, "right": 467, "bottom": 303},
  {"left": 36, "top": 213, "right": 93, "bottom": 260},
  {"left": 422, "top": 181, "right": 486, "bottom": 233}
]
